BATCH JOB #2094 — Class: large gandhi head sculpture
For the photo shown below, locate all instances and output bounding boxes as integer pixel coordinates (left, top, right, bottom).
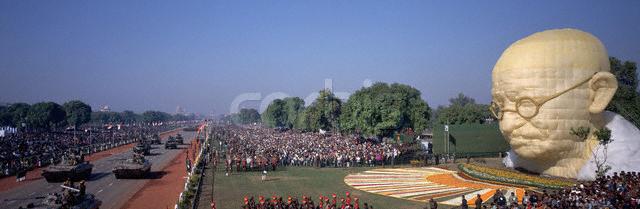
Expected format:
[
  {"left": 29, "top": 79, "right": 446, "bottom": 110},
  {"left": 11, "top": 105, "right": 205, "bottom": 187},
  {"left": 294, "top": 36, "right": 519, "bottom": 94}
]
[{"left": 491, "top": 29, "right": 618, "bottom": 178}]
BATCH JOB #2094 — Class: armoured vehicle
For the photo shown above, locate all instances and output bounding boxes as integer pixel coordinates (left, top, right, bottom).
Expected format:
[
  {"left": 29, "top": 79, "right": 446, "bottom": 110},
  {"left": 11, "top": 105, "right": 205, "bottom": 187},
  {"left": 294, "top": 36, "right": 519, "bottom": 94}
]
[
  {"left": 112, "top": 154, "right": 152, "bottom": 179},
  {"left": 42, "top": 154, "right": 93, "bottom": 182},
  {"left": 133, "top": 142, "right": 151, "bottom": 155},
  {"left": 32, "top": 184, "right": 102, "bottom": 209},
  {"left": 165, "top": 137, "right": 178, "bottom": 149},
  {"left": 175, "top": 134, "right": 184, "bottom": 144},
  {"left": 149, "top": 134, "right": 162, "bottom": 144}
]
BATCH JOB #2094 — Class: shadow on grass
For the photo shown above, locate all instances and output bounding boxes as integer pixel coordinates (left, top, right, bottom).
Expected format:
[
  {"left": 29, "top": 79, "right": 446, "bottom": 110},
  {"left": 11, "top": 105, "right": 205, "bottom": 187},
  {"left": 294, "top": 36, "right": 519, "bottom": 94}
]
[{"left": 263, "top": 177, "right": 280, "bottom": 182}]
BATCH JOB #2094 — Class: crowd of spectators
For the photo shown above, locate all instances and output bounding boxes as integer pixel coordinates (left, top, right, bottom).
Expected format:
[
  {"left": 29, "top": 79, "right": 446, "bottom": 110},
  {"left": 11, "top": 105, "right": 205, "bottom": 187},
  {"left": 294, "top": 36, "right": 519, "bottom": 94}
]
[
  {"left": 240, "top": 192, "right": 372, "bottom": 209},
  {"left": 217, "top": 125, "right": 415, "bottom": 174},
  {"left": 449, "top": 171, "right": 640, "bottom": 209},
  {"left": 0, "top": 123, "right": 191, "bottom": 178},
  {"left": 528, "top": 171, "right": 640, "bottom": 209}
]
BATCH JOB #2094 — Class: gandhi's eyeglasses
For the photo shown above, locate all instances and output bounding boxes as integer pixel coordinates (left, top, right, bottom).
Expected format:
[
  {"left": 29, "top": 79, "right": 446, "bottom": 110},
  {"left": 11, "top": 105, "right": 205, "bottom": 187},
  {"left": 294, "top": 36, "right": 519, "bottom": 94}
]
[{"left": 490, "top": 73, "right": 595, "bottom": 120}]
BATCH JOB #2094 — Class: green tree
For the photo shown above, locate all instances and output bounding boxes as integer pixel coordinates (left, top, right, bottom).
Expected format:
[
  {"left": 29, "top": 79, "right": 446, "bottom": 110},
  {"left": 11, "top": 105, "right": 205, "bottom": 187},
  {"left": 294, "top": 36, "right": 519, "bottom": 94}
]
[
  {"left": 294, "top": 108, "right": 310, "bottom": 130},
  {"left": 606, "top": 57, "right": 640, "bottom": 128},
  {"left": 234, "top": 108, "right": 261, "bottom": 124},
  {"left": 63, "top": 100, "right": 92, "bottom": 128},
  {"left": 0, "top": 105, "right": 11, "bottom": 126},
  {"left": 26, "top": 102, "right": 67, "bottom": 130},
  {"left": 435, "top": 93, "right": 490, "bottom": 124},
  {"left": 340, "top": 83, "right": 430, "bottom": 137},
  {"left": 301, "top": 90, "right": 342, "bottom": 132},
  {"left": 593, "top": 127, "right": 613, "bottom": 178},
  {"left": 261, "top": 97, "right": 306, "bottom": 128},
  {"left": 121, "top": 110, "right": 140, "bottom": 123},
  {"left": 283, "top": 97, "right": 305, "bottom": 128},
  {"left": 142, "top": 111, "right": 171, "bottom": 123},
  {"left": 449, "top": 93, "right": 476, "bottom": 107},
  {"left": 262, "top": 99, "right": 287, "bottom": 128},
  {"left": 6, "top": 103, "right": 30, "bottom": 128}
]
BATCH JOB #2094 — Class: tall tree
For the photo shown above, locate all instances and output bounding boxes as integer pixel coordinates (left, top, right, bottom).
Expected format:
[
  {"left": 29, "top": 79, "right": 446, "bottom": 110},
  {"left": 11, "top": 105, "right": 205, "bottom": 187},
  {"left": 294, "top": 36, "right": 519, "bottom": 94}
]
[
  {"left": 302, "top": 89, "right": 342, "bottom": 132},
  {"left": 449, "top": 93, "right": 476, "bottom": 107},
  {"left": 0, "top": 105, "right": 11, "bottom": 126},
  {"left": 283, "top": 97, "right": 305, "bottom": 128},
  {"left": 261, "top": 97, "right": 306, "bottom": 128},
  {"left": 121, "top": 110, "right": 140, "bottom": 123},
  {"left": 235, "top": 108, "right": 261, "bottom": 124},
  {"left": 606, "top": 57, "right": 640, "bottom": 128},
  {"left": 26, "top": 102, "right": 67, "bottom": 130},
  {"left": 435, "top": 93, "right": 490, "bottom": 124},
  {"left": 141, "top": 111, "right": 171, "bottom": 123},
  {"left": 262, "top": 99, "right": 287, "bottom": 128},
  {"left": 63, "top": 100, "right": 92, "bottom": 128},
  {"left": 6, "top": 103, "right": 30, "bottom": 128},
  {"left": 340, "top": 83, "right": 430, "bottom": 137}
]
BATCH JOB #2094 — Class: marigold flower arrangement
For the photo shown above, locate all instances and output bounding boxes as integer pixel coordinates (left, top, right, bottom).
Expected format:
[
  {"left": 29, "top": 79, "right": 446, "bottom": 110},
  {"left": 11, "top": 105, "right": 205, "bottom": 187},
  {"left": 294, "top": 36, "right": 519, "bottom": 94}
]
[{"left": 458, "top": 163, "right": 574, "bottom": 189}]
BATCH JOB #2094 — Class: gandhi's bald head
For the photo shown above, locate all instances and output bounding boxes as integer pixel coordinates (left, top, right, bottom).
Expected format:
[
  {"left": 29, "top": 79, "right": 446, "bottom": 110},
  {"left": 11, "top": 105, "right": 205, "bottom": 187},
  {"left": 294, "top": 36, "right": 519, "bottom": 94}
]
[{"left": 491, "top": 29, "right": 617, "bottom": 171}]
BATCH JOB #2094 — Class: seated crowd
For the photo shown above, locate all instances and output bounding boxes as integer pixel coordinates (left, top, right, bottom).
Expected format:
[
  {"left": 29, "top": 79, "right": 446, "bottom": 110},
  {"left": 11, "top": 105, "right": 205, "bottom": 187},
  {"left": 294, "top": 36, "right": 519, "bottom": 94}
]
[
  {"left": 240, "top": 192, "right": 372, "bottom": 209},
  {"left": 218, "top": 125, "right": 415, "bottom": 174},
  {"left": 0, "top": 123, "right": 189, "bottom": 178},
  {"left": 452, "top": 171, "right": 640, "bottom": 209},
  {"left": 534, "top": 171, "right": 640, "bottom": 209}
]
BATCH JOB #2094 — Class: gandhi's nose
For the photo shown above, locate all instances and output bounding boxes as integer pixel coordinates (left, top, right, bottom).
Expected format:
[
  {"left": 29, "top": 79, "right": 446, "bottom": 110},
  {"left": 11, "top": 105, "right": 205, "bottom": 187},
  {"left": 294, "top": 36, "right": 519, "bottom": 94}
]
[{"left": 499, "top": 112, "right": 526, "bottom": 133}]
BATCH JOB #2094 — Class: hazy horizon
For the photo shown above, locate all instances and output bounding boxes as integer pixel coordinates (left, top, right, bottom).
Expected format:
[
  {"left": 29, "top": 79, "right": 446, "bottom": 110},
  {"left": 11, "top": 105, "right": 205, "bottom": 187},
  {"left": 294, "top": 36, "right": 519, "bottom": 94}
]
[{"left": 1, "top": 0, "right": 639, "bottom": 115}]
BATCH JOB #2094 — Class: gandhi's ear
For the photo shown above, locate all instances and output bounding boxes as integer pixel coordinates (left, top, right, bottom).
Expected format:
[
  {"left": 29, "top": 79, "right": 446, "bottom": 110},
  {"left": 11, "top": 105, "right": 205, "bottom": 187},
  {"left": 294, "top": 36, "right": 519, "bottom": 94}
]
[{"left": 588, "top": 72, "right": 618, "bottom": 114}]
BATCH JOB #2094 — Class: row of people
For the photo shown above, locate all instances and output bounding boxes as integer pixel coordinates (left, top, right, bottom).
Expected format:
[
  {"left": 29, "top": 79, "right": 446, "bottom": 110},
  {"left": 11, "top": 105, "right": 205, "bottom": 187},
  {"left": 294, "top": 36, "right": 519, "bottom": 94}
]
[
  {"left": 449, "top": 171, "right": 640, "bottom": 209},
  {"left": 241, "top": 192, "right": 372, "bottom": 209},
  {"left": 539, "top": 171, "right": 640, "bottom": 208}
]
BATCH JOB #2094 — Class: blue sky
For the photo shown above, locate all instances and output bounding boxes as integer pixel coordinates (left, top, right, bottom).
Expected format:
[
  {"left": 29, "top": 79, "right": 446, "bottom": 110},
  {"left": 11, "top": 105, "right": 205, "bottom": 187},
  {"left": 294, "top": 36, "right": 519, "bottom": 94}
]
[{"left": 1, "top": 0, "right": 639, "bottom": 115}]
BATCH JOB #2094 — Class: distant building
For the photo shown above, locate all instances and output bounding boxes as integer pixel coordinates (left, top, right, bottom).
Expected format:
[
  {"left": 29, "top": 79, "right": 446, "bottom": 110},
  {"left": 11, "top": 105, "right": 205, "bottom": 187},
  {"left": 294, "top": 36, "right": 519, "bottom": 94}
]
[
  {"left": 176, "top": 106, "right": 186, "bottom": 115},
  {"left": 99, "top": 105, "right": 111, "bottom": 112}
]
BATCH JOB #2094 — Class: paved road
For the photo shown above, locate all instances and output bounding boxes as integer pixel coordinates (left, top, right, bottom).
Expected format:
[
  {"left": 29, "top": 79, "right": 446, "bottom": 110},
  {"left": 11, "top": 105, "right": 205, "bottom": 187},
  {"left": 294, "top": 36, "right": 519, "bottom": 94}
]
[{"left": 0, "top": 131, "right": 197, "bottom": 209}]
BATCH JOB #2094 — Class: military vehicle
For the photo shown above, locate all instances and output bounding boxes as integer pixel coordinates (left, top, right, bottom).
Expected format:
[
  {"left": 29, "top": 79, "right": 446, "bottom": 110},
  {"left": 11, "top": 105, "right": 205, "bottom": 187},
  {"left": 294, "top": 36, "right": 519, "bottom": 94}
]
[
  {"left": 149, "top": 134, "right": 162, "bottom": 144},
  {"left": 175, "top": 134, "right": 184, "bottom": 144},
  {"left": 32, "top": 184, "right": 102, "bottom": 209},
  {"left": 112, "top": 153, "right": 152, "bottom": 179},
  {"left": 42, "top": 154, "right": 93, "bottom": 182},
  {"left": 133, "top": 142, "right": 151, "bottom": 155},
  {"left": 165, "top": 136, "right": 178, "bottom": 149}
]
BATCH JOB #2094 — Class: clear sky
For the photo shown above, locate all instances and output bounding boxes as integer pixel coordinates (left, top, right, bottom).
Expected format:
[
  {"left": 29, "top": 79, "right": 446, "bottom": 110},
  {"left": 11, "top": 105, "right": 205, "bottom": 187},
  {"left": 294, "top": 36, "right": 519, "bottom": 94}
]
[{"left": 1, "top": 0, "right": 639, "bottom": 115}]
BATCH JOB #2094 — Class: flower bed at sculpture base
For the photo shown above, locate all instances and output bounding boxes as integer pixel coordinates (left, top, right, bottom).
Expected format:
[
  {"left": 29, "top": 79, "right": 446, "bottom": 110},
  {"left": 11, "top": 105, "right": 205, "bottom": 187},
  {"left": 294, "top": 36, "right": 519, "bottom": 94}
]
[
  {"left": 458, "top": 163, "right": 574, "bottom": 189},
  {"left": 344, "top": 167, "right": 525, "bottom": 206}
]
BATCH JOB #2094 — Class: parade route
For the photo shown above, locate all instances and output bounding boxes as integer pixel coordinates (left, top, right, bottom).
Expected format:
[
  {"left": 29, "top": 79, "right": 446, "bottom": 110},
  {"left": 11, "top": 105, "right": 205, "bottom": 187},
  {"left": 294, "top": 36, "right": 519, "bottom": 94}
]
[{"left": 0, "top": 130, "right": 195, "bottom": 209}]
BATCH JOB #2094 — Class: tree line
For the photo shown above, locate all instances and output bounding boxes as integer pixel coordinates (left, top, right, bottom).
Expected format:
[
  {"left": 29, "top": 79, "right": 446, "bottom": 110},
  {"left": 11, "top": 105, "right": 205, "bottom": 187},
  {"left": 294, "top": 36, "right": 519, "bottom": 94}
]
[
  {"left": 221, "top": 108, "right": 261, "bottom": 125},
  {"left": 606, "top": 57, "right": 640, "bottom": 128},
  {"left": 233, "top": 56, "right": 640, "bottom": 137},
  {"left": 0, "top": 100, "right": 194, "bottom": 131},
  {"left": 253, "top": 83, "right": 489, "bottom": 137},
  {"left": 235, "top": 82, "right": 431, "bottom": 138}
]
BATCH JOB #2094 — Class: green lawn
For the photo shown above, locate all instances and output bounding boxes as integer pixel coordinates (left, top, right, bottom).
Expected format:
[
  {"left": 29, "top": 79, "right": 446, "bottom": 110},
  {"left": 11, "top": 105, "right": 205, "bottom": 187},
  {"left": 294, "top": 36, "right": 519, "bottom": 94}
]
[
  {"left": 432, "top": 123, "right": 509, "bottom": 156},
  {"left": 211, "top": 166, "right": 432, "bottom": 209}
]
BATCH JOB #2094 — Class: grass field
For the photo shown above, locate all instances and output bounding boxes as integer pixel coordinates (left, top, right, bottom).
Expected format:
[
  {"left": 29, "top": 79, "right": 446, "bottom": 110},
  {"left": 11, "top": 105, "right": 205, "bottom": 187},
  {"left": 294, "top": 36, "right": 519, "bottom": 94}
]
[
  {"left": 211, "top": 166, "right": 431, "bottom": 209},
  {"left": 432, "top": 123, "right": 509, "bottom": 156}
]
